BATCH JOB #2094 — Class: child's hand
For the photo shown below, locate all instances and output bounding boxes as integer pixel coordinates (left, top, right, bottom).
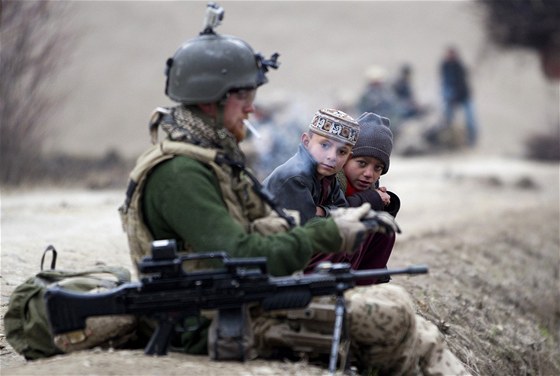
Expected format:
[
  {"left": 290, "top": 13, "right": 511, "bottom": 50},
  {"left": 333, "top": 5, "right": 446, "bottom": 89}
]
[{"left": 376, "top": 187, "right": 391, "bottom": 206}]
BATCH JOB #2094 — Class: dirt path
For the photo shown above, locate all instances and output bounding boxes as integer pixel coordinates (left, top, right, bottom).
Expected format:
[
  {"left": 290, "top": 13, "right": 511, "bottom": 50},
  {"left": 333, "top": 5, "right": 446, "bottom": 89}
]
[{"left": 1, "top": 153, "right": 559, "bottom": 375}]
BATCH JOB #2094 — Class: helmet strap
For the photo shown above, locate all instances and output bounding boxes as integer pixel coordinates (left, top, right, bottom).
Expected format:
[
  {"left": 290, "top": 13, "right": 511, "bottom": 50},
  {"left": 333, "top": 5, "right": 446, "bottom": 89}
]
[{"left": 215, "top": 99, "right": 227, "bottom": 135}]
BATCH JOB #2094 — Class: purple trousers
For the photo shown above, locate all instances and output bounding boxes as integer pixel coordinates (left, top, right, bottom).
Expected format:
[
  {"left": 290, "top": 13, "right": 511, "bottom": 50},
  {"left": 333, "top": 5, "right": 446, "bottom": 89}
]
[{"left": 304, "top": 232, "right": 396, "bottom": 285}]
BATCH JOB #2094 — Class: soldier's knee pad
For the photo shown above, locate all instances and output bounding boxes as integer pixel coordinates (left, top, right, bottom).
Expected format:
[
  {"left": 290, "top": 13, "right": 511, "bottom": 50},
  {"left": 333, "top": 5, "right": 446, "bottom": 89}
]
[{"left": 345, "top": 284, "right": 416, "bottom": 346}]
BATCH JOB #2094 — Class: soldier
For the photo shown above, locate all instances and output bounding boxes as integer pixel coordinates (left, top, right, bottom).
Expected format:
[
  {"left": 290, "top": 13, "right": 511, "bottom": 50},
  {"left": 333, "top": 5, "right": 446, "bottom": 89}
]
[{"left": 119, "top": 3, "right": 471, "bottom": 375}]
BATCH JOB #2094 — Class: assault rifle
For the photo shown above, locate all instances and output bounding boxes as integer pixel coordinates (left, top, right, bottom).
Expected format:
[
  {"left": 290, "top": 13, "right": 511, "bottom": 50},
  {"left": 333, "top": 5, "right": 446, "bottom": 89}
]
[{"left": 44, "top": 240, "right": 426, "bottom": 374}]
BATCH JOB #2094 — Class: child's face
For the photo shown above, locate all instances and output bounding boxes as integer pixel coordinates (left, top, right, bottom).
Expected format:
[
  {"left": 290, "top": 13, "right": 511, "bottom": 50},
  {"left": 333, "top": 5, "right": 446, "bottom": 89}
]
[
  {"left": 343, "top": 156, "right": 385, "bottom": 191},
  {"left": 302, "top": 132, "right": 352, "bottom": 178}
]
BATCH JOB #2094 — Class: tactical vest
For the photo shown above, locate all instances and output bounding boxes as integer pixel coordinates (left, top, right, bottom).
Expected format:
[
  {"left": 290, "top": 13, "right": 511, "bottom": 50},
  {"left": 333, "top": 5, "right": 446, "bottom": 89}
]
[{"left": 119, "top": 138, "right": 271, "bottom": 268}]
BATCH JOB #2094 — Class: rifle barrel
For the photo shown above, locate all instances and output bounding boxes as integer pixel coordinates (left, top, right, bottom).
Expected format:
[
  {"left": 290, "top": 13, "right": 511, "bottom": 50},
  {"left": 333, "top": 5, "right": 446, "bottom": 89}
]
[{"left": 352, "top": 264, "right": 428, "bottom": 280}]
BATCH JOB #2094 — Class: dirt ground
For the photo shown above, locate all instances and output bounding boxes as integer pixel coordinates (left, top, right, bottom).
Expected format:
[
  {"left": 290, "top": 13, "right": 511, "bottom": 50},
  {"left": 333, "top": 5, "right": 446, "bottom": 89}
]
[
  {"left": 1, "top": 151, "right": 558, "bottom": 375},
  {"left": 2, "top": 1, "right": 559, "bottom": 374}
]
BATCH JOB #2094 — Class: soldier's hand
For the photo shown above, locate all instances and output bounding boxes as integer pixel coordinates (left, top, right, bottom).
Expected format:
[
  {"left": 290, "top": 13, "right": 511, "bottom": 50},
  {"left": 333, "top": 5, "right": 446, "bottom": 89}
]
[
  {"left": 362, "top": 210, "right": 401, "bottom": 234},
  {"left": 330, "top": 203, "right": 371, "bottom": 254}
]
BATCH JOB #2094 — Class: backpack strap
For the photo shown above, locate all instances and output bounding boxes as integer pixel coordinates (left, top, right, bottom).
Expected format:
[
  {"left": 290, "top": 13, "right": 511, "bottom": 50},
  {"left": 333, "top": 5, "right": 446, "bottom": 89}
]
[
  {"left": 40, "top": 245, "right": 57, "bottom": 271},
  {"left": 38, "top": 243, "right": 131, "bottom": 284},
  {"left": 37, "top": 265, "right": 131, "bottom": 286}
]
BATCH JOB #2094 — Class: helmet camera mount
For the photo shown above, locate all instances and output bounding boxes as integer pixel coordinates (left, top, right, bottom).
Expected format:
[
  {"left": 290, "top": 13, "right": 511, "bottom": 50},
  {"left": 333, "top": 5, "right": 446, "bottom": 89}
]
[{"left": 201, "top": 2, "right": 224, "bottom": 35}]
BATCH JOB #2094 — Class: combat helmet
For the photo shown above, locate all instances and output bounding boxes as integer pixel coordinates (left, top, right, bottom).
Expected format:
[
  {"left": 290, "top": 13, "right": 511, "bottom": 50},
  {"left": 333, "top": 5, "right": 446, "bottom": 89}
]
[{"left": 165, "top": 3, "right": 279, "bottom": 104}]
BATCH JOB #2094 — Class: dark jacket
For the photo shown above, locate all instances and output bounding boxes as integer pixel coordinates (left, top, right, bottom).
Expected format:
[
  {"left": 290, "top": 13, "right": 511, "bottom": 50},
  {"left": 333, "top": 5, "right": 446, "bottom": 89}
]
[
  {"left": 263, "top": 144, "right": 348, "bottom": 225},
  {"left": 336, "top": 171, "right": 401, "bottom": 218},
  {"left": 441, "top": 59, "right": 470, "bottom": 103},
  {"left": 346, "top": 188, "right": 400, "bottom": 218}
]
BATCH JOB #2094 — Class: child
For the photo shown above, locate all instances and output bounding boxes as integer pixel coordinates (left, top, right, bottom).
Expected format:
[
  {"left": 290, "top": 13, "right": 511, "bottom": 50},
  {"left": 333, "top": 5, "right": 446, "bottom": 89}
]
[
  {"left": 305, "top": 112, "right": 400, "bottom": 284},
  {"left": 263, "top": 108, "right": 360, "bottom": 225},
  {"left": 340, "top": 112, "right": 400, "bottom": 216}
]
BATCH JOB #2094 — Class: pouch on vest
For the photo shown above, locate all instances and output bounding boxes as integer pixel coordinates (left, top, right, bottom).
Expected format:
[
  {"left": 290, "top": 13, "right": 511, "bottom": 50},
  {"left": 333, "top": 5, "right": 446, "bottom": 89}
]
[
  {"left": 208, "top": 305, "right": 258, "bottom": 361},
  {"left": 256, "top": 296, "right": 352, "bottom": 361},
  {"left": 4, "top": 245, "right": 137, "bottom": 360}
]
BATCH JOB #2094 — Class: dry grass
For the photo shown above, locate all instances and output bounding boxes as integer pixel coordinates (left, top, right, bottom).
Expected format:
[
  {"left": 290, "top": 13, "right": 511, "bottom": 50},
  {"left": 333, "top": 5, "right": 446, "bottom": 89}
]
[{"left": 395, "top": 208, "right": 560, "bottom": 376}]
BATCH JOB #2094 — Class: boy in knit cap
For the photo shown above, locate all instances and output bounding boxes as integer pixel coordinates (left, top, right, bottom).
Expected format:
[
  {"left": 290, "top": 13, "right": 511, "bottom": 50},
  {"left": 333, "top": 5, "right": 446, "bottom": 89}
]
[
  {"left": 263, "top": 108, "right": 360, "bottom": 225},
  {"left": 341, "top": 112, "right": 399, "bottom": 215},
  {"left": 305, "top": 112, "right": 400, "bottom": 284}
]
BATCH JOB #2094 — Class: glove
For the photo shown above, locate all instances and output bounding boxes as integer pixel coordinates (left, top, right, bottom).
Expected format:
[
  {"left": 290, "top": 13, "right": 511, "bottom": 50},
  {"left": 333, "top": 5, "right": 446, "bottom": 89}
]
[
  {"left": 330, "top": 203, "right": 372, "bottom": 254},
  {"left": 331, "top": 204, "right": 402, "bottom": 254},
  {"left": 362, "top": 210, "right": 401, "bottom": 234},
  {"left": 361, "top": 210, "right": 401, "bottom": 235}
]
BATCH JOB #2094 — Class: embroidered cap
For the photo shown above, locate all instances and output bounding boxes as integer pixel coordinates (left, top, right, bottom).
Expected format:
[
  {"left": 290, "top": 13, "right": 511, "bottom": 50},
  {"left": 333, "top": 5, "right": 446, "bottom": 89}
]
[{"left": 309, "top": 108, "right": 360, "bottom": 146}]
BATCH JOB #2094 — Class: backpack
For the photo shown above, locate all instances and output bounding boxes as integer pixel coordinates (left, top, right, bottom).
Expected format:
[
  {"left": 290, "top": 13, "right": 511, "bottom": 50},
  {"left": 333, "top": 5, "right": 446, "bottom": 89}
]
[{"left": 4, "top": 245, "right": 136, "bottom": 360}]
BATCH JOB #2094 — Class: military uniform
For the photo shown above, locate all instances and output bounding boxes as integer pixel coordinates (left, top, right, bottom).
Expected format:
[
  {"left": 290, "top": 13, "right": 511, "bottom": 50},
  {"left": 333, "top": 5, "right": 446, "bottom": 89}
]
[{"left": 120, "top": 4, "right": 471, "bottom": 374}]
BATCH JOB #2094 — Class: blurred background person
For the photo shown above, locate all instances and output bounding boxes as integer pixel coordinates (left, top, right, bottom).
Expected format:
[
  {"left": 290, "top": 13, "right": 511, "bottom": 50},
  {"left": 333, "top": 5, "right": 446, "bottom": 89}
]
[
  {"left": 392, "top": 63, "right": 427, "bottom": 119},
  {"left": 357, "top": 65, "right": 403, "bottom": 122},
  {"left": 357, "top": 64, "right": 425, "bottom": 138},
  {"left": 241, "top": 94, "right": 306, "bottom": 180},
  {"left": 439, "top": 46, "right": 478, "bottom": 147}
]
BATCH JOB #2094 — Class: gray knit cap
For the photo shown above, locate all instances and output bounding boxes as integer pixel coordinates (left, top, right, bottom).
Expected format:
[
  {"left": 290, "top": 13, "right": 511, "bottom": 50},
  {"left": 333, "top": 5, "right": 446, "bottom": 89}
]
[{"left": 352, "top": 112, "right": 393, "bottom": 174}]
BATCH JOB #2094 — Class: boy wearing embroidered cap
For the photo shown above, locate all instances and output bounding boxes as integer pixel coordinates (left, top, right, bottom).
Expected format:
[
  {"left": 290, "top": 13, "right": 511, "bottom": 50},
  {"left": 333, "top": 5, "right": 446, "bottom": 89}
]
[
  {"left": 304, "top": 112, "right": 401, "bottom": 283},
  {"left": 263, "top": 108, "right": 359, "bottom": 225}
]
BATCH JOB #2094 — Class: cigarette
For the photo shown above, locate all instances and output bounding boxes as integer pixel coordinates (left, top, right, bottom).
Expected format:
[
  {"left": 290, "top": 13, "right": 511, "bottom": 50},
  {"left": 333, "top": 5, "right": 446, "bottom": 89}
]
[{"left": 243, "top": 119, "right": 261, "bottom": 139}]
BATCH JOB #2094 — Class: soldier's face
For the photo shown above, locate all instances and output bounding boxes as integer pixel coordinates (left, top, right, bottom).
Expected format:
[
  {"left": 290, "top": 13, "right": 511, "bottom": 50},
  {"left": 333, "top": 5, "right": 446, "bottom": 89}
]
[{"left": 224, "top": 88, "right": 257, "bottom": 142}]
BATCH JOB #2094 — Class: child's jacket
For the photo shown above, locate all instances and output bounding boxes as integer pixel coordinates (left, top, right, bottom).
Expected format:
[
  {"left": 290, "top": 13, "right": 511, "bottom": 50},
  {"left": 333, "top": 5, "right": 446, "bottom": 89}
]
[{"left": 263, "top": 144, "right": 348, "bottom": 225}]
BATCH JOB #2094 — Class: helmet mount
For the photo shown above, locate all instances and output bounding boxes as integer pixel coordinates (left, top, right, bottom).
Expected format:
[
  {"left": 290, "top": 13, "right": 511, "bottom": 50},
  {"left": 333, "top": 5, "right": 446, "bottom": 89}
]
[{"left": 201, "top": 2, "right": 224, "bottom": 35}]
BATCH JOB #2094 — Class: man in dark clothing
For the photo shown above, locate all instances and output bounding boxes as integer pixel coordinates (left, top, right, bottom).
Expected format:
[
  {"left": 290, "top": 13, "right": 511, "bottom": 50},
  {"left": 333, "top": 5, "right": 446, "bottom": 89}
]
[{"left": 440, "top": 46, "right": 479, "bottom": 146}]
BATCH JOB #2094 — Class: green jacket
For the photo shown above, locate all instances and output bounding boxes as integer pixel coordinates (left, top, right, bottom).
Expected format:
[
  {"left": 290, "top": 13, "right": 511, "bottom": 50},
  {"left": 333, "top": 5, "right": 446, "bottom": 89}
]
[{"left": 142, "top": 155, "right": 341, "bottom": 277}]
